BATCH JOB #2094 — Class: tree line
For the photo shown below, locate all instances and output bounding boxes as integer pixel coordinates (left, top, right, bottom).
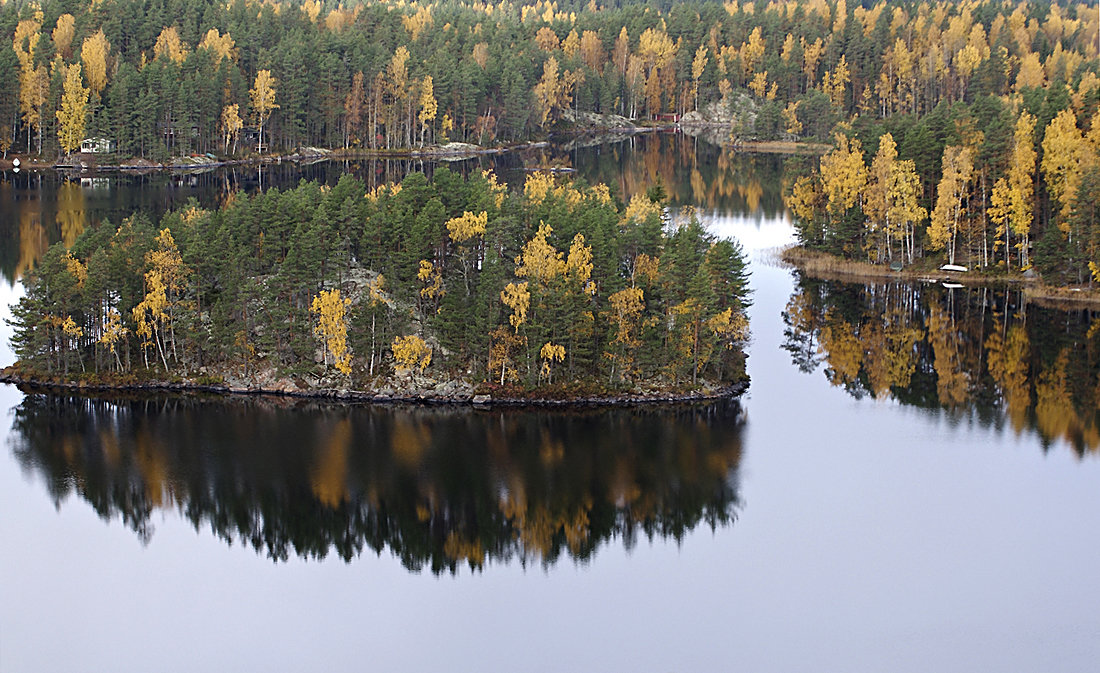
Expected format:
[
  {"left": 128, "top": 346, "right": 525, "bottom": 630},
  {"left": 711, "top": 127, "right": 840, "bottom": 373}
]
[
  {"left": 8, "top": 168, "right": 750, "bottom": 392},
  {"left": 4, "top": 0, "right": 1099, "bottom": 159},
  {"left": 786, "top": 88, "right": 1100, "bottom": 284}
]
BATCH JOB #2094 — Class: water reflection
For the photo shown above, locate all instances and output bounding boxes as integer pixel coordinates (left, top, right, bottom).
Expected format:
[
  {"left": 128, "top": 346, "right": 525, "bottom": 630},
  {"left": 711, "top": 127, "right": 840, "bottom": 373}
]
[
  {"left": 8, "top": 394, "right": 743, "bottom": 572},
  {"left": 55, "top": 180, "right": 86, "bottom": 248},
  {"left": 783, "top": 274, "right": 1100, "bottom": 455},
  {"left": 566, "top": 133, "right": 786, "bottom": 217}
]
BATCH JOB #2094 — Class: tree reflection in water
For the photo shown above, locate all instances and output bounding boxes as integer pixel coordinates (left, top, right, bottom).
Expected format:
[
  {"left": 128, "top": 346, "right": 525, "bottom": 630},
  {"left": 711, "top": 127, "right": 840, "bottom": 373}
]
[
  {"left": 9, "top": 394, "right": 743, "bottom": 573},
  {"left": 783, "top": 273, "right": 1100, "bottom": 456}
]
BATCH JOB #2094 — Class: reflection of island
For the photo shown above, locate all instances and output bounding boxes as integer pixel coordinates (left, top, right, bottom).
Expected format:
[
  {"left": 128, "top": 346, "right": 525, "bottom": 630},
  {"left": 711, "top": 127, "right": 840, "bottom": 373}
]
[
  {"left": 783, "top": 274, "right": 1100, "bottom": 455},
  {"left": 9, "top": 395, "right": 743, "bottom": 572}
]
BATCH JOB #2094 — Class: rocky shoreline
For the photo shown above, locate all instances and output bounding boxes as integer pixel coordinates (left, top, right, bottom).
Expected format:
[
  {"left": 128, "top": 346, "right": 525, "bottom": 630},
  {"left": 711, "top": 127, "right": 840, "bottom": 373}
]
[
  {"left": 0, "top": 113, "right": 649, "bottom": 174},
  {"left": 0, "top": 369, "right": 748, "bottom": 408},
  {"left": 29, "top": 141, "right": 553, "bottom": 173}
]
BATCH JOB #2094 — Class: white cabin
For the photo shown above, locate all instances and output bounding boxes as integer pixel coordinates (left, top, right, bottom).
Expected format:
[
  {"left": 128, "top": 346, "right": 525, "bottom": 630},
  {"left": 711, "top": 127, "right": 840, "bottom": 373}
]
[{"left": 80, "top": 137, "right": 116, "bottom": 154}]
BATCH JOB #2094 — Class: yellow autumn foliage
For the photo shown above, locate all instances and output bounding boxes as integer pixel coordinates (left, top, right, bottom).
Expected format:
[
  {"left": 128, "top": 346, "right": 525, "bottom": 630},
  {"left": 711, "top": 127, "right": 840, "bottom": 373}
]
[
  {"left": 310, "top": 288, "right": 352, "bottom": 375},
  {"left": 446, "top": 211, "right": 488, "bottom": 242},
  {"left": 392, "top": 334, "right": 432, "bottom": 373}
]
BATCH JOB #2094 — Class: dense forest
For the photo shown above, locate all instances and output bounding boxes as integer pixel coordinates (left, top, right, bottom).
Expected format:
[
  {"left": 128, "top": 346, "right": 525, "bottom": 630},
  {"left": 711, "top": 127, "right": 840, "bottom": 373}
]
[
  {"left": 0, "top": 0, "right": 1096, "bottom": 156},
  {"left": 6, "top": 168, "right": 750, "bottom": 392},
  {"left": 783, "top": 275, "right": 1100, "bottom": 455},
  {"left": 6, "top": 0, "right": 1100, "bottom": 284}
]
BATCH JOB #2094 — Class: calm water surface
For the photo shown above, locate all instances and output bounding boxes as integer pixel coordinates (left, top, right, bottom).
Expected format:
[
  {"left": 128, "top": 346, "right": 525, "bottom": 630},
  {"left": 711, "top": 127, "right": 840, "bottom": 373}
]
[{"left": 2, "top": 136, "right": 1098, "bottom": 672}]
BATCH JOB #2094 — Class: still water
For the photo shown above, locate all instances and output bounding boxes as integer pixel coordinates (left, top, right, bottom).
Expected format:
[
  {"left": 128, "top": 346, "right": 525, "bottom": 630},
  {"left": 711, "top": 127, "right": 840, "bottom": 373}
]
[{"left": 2, "top": 136, "right": 1098, "bottom": 672}]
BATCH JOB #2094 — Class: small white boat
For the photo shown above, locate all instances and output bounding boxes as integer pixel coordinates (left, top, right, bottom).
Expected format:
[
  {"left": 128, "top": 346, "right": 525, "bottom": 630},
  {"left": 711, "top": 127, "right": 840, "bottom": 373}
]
[{"left": 939, "top": 264, "right": 968, "bottom": 272}]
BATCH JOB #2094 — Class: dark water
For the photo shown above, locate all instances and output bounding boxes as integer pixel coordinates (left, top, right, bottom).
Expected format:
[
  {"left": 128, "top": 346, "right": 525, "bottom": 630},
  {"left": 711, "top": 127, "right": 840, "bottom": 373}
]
[
  {"left": 9, "top": 393, "right": 742, "bottom": 571},
  {"left": 2, "top": 136, "right": 1098, "bottom": 672}
]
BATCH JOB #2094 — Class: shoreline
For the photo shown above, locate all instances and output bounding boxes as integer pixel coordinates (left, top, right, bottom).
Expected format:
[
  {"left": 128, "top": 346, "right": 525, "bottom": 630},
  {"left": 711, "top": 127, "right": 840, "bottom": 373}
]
[
  {"left": 1, "top": 142, "right": 550, "bottom": 173},
  {"left": 0, "top": 125, "right": 831, "bottom": 174},
  {"left": 0, "top": 128, "right": 643, "bottom": 174},
  {"left": 780, "top": 246, "right": 1100, "bottom": 307},
  {"left": 0, "top": 369, "right": 748, "bottom": 409}
]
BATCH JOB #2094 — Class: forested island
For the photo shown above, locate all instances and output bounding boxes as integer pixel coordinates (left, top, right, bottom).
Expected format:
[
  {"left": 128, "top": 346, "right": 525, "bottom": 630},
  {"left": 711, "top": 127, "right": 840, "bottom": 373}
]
[{"left": 2, "top": 169, "right": 751, "bottom": 400}]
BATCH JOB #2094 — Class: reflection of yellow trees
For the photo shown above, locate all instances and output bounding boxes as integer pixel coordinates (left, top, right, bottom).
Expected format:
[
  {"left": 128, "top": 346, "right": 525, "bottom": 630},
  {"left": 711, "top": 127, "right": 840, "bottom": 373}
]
[
  {"left": 538, "top": 428, "right": 564, "bottom": 466},
  {"left": 927, "top": 305, "right": 969, "bottom": 407},
  {"left": 794, "top": 280, "right": 1100, "bottom": 455},
  {"left": 986, "top": 322, "right": 1031, "bottom": 433},
  {"left": 1034, "top": 349, "right": 1084, "bottom": 447},
  {"left": 809, "top": 298, "right": 921, "bottom": 397},
  {"left": 443, "top": 532, "right": 485, "bottom": 566},
  {"left": 134, "top": 430, "right": 172, "bottom": 508},
  {"left": 706, "top": 443, "right": 743, "bottom": 479},
  {"left": 643, "top": 141, "right": 679, "bottom": 200},
  {"left": 795, "top": 286, "right": 929, "bottom": 397},
  {"left": 741, "top": 179, "right": 764, "bottom": 214},
  {"left": 687, "top": 150, "right": 765, "bottom": 212},
  {"left": 310, "top": 418, "right": 351, "bottom": 508},
  {"left": 784, "top": 289, "right": 818, "bottom": 335},
  {"left": 55, "top": 181, "right": 86, "bottom": 248},
  {"left": 690, "top": 168, "right": 706, "bottom": 203},
  {"left": 609, "top": 455, "right": 642, "bottom": 509},
  {"left": 99, "top": 429, "right": 120, "bottom": 469},
  {"left": 818, "top": 309, "right": 861, "bottom": 386},
  {"left": 863, "top": 307, "right": 922, "bottom": 397},
  {"left": 561, "top": 507, "right": 591, "bottom": 556},
  {"left": 391, "top": 416, "right": 429, "bottom": 468},
  {"left": 14, "top": 396, "right": 747, "bottom": 570},
  {"left": 499, "top": 490, "right": 594, "bottom": 560},
  {"left": 574, "top": 137, "right": 777, "bottom": 214},
  {"left": 16, "top": 207, "right": 47, "bottom": 280}
]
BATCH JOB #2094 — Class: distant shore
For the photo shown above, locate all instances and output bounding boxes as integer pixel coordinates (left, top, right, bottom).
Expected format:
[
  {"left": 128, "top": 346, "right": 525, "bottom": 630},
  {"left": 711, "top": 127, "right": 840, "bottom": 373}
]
[
  {"left": 0, "top": 121, "right": 833, "bottom": 174},
  {"left": 780, "top": 246, "right": 1100, "bottom": 307},
  {"left": 0, "top": 141, "right": 550, "bottom": 173}
]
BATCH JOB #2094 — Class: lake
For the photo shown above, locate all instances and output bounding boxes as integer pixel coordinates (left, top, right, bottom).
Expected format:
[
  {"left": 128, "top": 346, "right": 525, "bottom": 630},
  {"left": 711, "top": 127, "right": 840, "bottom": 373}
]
[{"left": 2, "top": 134, "right": 1098, "bottom": 672}]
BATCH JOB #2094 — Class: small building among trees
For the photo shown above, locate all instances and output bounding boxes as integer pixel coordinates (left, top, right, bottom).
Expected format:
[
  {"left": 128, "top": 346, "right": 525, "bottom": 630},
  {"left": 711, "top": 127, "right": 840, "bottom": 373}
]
[{"left": 80, "top": 137, "right": 115, "bottom": 154}]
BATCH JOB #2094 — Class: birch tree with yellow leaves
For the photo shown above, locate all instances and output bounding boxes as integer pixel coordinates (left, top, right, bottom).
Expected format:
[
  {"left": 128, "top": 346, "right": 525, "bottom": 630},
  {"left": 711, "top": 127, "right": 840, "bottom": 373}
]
[
  {"left": 311, "top": 288, "right": 352, "bottom": 375},
  {"left": 929, "top": 145, "right": 974, "bottom": 266},
  {"left": 80, "top": 30, "right": 110, "bottom": 97},
  {"left": 989, "top": 112, "right": 1036, "bottom": 270},
  {"left": 250, "top": 70, "right": 278, "bottom": 152},
  {"left": 55, "top": 63, "right": 88, "bottom": 155},
  {"left": 865, "top": 133, "right": 925, "bottom": 264}
]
